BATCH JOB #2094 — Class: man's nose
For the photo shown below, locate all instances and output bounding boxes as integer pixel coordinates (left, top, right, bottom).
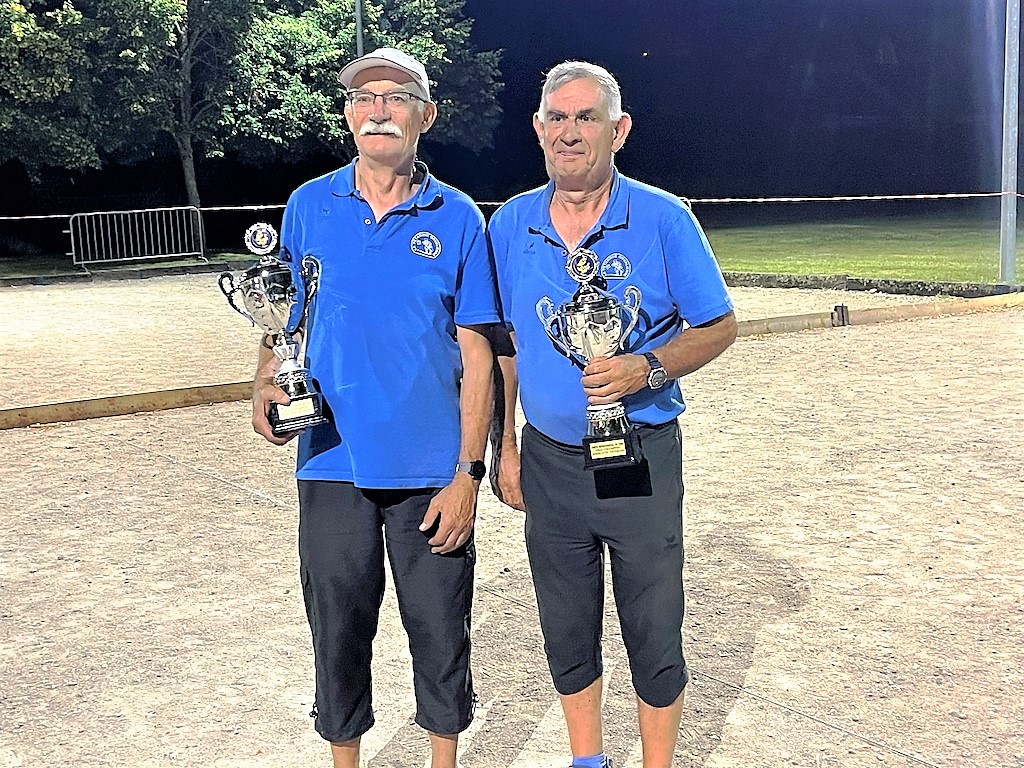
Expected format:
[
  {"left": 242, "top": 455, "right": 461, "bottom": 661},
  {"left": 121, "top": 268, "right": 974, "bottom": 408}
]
[
  {"left": 559, "top": 119, "right": 582, "bottom": 142},
  {"left": 370, "top": 95, "right": 391, "bottom": 119}
]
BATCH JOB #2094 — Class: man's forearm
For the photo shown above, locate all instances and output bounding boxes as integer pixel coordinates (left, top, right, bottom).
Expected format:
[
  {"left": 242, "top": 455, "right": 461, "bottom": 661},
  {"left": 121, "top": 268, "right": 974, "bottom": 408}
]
[
  {"left": 457, "top": 326, "right": 494, "bottom": 463},
  {"left": 255, "top": 334, "right": 274, "bottom": 368},
  {"left": 653, "top": 311, "right": 737, "bottom": 380},
  {"left": 495, "top": 353, "right": 519, "bottom": 447},
  {"left": 487, "top": 325, "right": 519, "bottom": 449}
]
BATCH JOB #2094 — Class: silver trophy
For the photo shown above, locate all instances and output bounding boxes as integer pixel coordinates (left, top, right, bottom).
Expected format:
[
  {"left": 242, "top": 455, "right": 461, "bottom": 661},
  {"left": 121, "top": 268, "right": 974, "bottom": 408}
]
[
  {"left": 219, "top": 223, "right": 326, "bottom": 436},
  {"left": 537, "top": 279, "right": 643, "bottom": 470}
]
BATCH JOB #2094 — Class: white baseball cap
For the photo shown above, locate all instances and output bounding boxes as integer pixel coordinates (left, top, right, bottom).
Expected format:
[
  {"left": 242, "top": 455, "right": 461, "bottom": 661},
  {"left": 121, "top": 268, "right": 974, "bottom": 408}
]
[{"left": 339, "top": 47, "right": 432, "bottom": 101}]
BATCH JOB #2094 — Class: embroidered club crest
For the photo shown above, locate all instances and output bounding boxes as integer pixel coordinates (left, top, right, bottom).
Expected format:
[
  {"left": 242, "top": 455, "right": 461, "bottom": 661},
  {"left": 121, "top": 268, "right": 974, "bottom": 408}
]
[
  {"left": 600, "top": 253, "right": 632, "bottom": 280},
  {"left": 410, "top": 231, "right": 442, "bottom": 259}
]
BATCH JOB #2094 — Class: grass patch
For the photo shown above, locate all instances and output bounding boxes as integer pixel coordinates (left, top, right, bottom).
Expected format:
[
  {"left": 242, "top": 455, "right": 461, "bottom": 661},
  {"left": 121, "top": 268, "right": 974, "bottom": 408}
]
[{"left": 706, "top": 216, "right": 1015, "bottom": 283}]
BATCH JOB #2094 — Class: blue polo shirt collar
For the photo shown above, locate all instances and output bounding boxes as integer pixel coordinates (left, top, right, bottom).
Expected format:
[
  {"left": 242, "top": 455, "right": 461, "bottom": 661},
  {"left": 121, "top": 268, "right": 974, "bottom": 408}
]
[
  {"left": 327, "top": 159, "right": 443, "bottom": 212},
  {"left": 526, "top": 167, "right": 631, "bottom": 248}
]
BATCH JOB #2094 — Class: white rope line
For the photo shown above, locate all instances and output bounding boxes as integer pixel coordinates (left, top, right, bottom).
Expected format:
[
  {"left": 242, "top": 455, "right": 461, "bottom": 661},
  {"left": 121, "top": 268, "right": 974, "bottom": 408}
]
[
  {"left": 0, "top": 213, "right": 71, "bottom": 221},
  {"left": 82, "top": 421, "right": 295, "bottom": 509},
  {"left": 687, "top": 191, "right": 1005, "bottom": 204},
  {"left": 696, "top": 671, "right": 940, "bottom": 767},
  {"left": 1, "top": 191, "right": 1020, "bottom": 221},
  {"left": 199, "top": 204, "right": 286, "bottom": 212},
  {"left": 0, "top": 204, "right": 288, "bottom": 221},
  {"left": 478, "top": 191, "right": 1012, "bottom": 206}
]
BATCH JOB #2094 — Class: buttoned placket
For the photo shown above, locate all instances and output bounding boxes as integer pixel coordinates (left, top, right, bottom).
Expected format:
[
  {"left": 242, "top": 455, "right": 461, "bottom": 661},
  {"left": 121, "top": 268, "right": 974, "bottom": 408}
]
[
  {"left": 350, "top": 191, "right": 421, "bottom": 247},
  {"left": 531, "top": 226, "right": 612, "bottom": 292}
]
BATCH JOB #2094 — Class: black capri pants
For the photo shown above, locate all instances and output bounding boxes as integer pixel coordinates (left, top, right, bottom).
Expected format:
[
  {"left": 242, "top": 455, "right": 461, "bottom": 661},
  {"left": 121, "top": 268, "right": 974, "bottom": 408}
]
[
  {"left": 297, "top": 480, "right": 476, "bottom": 743},
  {"left": 520, "top": 420, "right": 690, "bottom": 708}
]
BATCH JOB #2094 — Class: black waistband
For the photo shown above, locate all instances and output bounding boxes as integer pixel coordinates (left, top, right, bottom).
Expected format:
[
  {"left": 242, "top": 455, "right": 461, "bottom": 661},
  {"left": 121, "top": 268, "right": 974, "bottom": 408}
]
[{"left": 524, "top": 418, "right": 677, "bottom": 453}]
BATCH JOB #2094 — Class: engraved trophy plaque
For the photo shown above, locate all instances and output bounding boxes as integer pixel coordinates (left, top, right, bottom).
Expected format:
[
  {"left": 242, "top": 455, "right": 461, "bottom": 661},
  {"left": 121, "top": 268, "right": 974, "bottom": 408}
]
[
  {"left": 219, "top": 223, "right": 326, "bottom": 436},
  {"left": 537, "top": 274, "right": 643, "bottom": 470}
]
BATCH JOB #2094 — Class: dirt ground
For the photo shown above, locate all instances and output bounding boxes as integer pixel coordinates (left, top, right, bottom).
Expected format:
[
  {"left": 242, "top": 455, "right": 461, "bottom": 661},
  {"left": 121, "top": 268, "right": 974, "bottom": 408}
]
[{"left": 1, "top": 274, "right": 1022, "bottom": 768}]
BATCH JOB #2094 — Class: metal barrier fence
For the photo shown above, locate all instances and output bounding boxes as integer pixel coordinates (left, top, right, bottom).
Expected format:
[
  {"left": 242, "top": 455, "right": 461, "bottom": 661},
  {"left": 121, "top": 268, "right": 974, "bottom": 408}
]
[{"left": 68, "top": 207, "right": 205, "bottom": 266}]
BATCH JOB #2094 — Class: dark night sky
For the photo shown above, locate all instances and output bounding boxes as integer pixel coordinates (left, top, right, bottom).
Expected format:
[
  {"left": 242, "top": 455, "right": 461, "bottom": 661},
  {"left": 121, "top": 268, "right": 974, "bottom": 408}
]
[
  {"left": 443, "top": 0, "right": 1008, "bottom": 203},
  {"left": 1, "top": 0, "right": 1010, "bottom": 222}
]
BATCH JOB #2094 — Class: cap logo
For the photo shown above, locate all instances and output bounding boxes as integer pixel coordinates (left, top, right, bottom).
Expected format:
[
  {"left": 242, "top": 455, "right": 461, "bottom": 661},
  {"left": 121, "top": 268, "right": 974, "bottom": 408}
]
[{"left": 411, "top": 231, "right": 441, "bottom": 259}]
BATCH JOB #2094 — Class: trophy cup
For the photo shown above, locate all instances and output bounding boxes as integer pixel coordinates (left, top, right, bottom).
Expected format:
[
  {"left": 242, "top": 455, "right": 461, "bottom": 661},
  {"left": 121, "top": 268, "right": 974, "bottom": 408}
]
[
  {"left": 218, "top": 223, "right": 327, "bottom": 436},
  {"left": 537, "top": 279, "right": 643, "bottom": 470}
]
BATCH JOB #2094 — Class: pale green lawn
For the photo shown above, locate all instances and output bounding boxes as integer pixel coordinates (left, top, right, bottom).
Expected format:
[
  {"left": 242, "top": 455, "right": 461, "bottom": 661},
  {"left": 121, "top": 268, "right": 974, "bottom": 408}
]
[{"left": 706, "top": 216, "right": 1019, "bottom": 283}]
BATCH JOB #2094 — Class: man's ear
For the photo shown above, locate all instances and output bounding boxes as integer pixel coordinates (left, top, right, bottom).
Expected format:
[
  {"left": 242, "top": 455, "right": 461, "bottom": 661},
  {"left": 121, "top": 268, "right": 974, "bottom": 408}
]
[
  {"left": 533, "top": 113, "right": 544, "bottom": 144},
  {"left": 612, "top": 113, "right": 632, "bottom": 152},
  {"left": 419, "top": 102, "right": 438, "bottom": 134}
]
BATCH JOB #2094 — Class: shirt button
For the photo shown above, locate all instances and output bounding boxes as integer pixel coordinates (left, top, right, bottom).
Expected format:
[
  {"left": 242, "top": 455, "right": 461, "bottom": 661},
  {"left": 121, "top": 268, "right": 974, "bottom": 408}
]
[{"left": 364, "top": 218, "right": 372, "bottom": 225}]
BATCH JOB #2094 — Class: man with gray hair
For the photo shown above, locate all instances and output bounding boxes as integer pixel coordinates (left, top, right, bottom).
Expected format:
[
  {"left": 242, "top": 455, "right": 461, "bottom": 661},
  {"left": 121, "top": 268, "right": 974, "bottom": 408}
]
[
  {"left": 488, "top": 61, "right": 736, "bottom": 768},
  {"left": 251, "top": 47, "right": 499, "bottom": 768}
]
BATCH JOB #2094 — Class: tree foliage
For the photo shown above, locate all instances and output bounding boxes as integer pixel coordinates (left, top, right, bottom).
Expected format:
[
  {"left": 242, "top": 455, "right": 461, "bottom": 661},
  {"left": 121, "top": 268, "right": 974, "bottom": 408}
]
[
  {"left": 372, "top": 0, "right": 502, "bottom": 152},
  {"left": 0, "top": 0, "right": 501, "bottom": 206},
  {"left": 227, "top": 0, "right": 503, "bottom": 163},
  {"left": 0, "top": 1, "right": 98, "bottom": 168}
]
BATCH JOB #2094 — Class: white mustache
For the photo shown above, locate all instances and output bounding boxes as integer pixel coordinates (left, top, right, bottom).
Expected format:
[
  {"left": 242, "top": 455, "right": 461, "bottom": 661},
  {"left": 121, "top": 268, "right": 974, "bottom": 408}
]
[{"left": 360, "top": 122, "right": 403, "bottom": 137}]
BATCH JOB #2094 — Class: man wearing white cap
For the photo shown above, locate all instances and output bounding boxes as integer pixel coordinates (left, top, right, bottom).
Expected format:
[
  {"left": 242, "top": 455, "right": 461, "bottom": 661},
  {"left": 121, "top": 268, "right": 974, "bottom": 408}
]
[{"left": 251, "top": 47, "right": 499, "bottom": 768}]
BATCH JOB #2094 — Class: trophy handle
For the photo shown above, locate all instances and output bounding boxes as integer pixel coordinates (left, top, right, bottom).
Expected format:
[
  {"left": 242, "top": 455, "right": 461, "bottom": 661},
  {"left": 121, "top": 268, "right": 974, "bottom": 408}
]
[
  {"left": 300, "top": 256, "right": 321, "bottom": 302},
  {"left": 537, "top": 296, "right": 588, "bottom": 369},
  {"left": 294, "top": 255, "right": 321, "bottom": 368},
  {"left": 620, "top": 285, "right": 643, "bottom": 348},
  {"left": 218, "top": 271, "right": 256, "bottom": 327},
  {"left": 536, "top": 297, "right": 568, "bottom": 355}
]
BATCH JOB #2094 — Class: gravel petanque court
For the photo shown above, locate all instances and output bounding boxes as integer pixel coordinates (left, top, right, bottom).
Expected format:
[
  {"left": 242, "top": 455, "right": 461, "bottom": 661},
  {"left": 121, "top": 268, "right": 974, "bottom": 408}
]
[{"left": 1, "top": 274, "right": 1022, "bottom": 767}]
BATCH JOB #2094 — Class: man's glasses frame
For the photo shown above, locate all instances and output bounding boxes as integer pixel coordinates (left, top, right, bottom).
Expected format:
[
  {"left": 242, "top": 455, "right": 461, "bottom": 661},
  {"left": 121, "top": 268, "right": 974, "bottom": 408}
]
[{"left": 346, "top": 89, "right": 427, "bottom": 111}]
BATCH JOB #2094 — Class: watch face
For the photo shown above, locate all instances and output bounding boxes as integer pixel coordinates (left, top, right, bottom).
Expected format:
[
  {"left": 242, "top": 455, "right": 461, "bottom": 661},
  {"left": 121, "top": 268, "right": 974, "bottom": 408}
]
[
  {"left": 459, "top": 460, "right": 487, "bottom": 480},
  {"left": 644, "top": 352, "right": 667, "bottom": 389}
]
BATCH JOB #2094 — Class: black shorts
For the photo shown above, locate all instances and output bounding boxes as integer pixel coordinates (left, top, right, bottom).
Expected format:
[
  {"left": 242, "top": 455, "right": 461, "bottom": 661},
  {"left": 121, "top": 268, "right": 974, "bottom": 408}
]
[
  {"left": 520, "top": 421, "right": 690, "bottom": 708},
  {"left": 297, "top": 480, "right": 476, "bottom": 743}
]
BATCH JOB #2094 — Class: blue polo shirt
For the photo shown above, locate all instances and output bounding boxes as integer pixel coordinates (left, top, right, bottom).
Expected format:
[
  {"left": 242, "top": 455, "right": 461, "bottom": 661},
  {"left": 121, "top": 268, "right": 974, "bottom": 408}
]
[
  {"left": 280, "top": 161, "right": 501, "bottom": 487},
  {"left": 488, "top": 170, "right": 733, "bottom": 446}
]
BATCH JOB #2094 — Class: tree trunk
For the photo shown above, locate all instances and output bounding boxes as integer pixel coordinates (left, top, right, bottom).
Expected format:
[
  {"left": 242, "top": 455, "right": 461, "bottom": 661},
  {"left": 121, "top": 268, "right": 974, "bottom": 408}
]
[
  {"left": 177, "top": 134, "right": 201, "bottom": 208},
  {"left": 176, "top": 4, "right": 200, "bottom": 208}
]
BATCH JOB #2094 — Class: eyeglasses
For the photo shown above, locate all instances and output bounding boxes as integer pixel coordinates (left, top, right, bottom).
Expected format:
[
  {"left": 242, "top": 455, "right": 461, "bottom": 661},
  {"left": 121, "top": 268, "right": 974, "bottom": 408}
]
[{"left": 346, "top": 90, "right": 426, "bottom": 111}]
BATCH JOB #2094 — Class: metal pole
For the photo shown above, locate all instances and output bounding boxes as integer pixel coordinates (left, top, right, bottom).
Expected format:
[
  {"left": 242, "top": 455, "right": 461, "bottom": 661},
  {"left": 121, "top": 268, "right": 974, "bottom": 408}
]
[
  {"left": 999, "top": 0, "right": 1020, "bottom": 283},
  {"left": 356, "top": 0, "right": 364, "bottom": 56}
]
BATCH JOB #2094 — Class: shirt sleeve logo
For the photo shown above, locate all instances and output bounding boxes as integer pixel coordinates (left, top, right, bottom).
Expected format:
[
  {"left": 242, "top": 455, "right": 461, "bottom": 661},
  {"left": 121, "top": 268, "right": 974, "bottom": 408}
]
[
  {"left": 410, "top": 231, "right": 442, "bottom": 259},
  {"left": 600, "top": 253, "right": 632, "bottom": 280}
]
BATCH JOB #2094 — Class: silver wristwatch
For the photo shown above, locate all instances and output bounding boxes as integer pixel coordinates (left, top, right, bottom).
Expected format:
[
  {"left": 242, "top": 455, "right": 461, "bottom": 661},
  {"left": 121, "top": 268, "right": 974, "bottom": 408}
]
[{"left": 644, "top": 352, "right": 668, "bottom": 390}]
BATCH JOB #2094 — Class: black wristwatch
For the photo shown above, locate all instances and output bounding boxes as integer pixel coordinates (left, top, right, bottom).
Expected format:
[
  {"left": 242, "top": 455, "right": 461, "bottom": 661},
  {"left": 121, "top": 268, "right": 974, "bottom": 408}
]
[
  {"left": 644, "top": 352, "right": 668, "bottom": 390},
  {"left": 456, "top": 460, "right": 487, "bottom": 481}
]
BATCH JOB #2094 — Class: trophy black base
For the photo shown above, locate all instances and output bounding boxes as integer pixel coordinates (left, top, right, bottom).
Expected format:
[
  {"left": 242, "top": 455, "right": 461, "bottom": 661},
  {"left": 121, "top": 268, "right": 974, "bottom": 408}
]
[
  {"left": 269, "top": 392, "right": 326, "bottom": 436},
  {"left": 583, "top": 429, "right": 643, "bottom": 470}
]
